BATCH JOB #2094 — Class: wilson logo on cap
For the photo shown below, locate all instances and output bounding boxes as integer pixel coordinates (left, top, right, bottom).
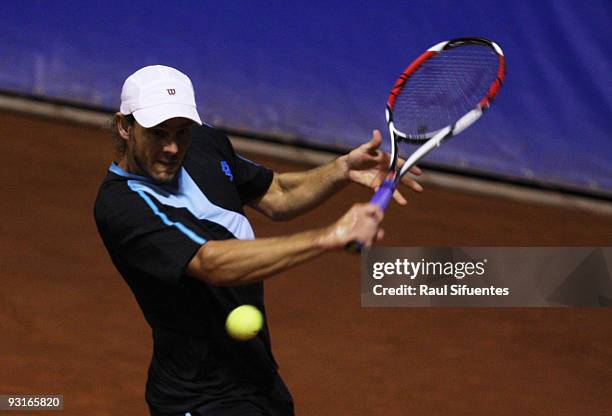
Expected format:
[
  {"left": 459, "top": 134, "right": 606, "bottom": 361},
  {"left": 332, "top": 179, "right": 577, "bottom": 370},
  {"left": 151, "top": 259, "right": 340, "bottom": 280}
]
[{"left": 119, "top": 65, "right": 202, "bottom": 128}]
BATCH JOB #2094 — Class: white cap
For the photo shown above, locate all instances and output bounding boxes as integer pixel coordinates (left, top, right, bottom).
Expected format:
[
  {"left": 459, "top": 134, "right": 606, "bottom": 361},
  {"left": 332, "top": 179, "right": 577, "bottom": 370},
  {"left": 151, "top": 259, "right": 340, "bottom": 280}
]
[{"left": 120, "top": 65, "right": 202, "bottom": 128}]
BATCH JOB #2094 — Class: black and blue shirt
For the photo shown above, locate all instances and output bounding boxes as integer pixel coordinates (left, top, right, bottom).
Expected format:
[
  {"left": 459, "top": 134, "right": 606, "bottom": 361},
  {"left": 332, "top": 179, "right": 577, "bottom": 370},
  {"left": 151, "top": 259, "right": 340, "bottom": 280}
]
[{"left": 94, "top": 125, "right": 292, "bottom": 415}]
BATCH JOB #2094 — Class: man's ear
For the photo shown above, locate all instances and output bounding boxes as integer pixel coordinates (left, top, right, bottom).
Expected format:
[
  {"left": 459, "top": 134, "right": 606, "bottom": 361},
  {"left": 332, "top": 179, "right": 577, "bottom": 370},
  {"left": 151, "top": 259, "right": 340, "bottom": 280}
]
[{"left": 115, "top": 113, "right": 131, "bottom": 140}]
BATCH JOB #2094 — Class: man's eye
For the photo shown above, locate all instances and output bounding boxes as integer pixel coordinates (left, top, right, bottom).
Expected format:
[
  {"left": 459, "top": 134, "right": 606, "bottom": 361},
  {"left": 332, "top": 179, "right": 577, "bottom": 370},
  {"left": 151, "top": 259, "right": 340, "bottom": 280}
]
[
  {"left": 153, "top": 130, "right": 168, "bottom": 139},
  {"left": 177, "top": 128, "right": 190, "bottom": 139}
]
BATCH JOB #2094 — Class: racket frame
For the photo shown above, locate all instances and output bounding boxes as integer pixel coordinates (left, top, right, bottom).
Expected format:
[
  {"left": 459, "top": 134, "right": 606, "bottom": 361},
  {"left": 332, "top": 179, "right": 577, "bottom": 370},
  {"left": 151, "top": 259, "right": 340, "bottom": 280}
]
[
  {"left": 386, "top": 36, "right": 505, "bottom": 189},
  {"left": 347, "top": 37, "right": 505, "bottom": 253}
]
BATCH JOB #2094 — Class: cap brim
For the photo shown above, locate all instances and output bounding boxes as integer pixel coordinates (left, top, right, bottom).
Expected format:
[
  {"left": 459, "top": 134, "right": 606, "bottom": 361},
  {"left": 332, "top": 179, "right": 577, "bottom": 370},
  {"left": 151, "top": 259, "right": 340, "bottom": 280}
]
[{"left": 132, "top": 103, "right": 202, "bottom": 128}]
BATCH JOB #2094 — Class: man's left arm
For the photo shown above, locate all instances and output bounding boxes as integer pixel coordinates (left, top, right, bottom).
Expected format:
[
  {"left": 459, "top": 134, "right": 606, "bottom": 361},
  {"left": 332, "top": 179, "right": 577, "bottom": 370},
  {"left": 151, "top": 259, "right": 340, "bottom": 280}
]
[{"left": 249, "top": 130, "right": 423, "bottom": 221}]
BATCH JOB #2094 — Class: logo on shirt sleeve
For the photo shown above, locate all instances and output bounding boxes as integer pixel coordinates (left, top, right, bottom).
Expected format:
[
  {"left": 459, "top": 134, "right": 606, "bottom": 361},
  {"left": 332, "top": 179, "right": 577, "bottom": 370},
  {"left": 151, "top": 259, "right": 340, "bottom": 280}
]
[{"left": 220, "top": 161, "right": 234, "bottom": 181}]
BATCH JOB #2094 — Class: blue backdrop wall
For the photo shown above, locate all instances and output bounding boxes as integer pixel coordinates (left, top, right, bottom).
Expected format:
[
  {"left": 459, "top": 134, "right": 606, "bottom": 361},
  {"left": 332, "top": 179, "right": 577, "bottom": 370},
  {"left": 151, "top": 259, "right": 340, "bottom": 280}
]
[{"left": 2, "top": 1, "right": 610, "bottom": 196}]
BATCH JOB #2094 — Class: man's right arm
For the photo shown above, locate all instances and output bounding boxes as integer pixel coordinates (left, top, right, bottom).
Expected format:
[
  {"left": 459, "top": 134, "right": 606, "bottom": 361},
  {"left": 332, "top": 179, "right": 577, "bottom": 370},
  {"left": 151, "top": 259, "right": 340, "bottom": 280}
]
[{"left": 185, "top": 203, "right": 384, "bottom": 286}]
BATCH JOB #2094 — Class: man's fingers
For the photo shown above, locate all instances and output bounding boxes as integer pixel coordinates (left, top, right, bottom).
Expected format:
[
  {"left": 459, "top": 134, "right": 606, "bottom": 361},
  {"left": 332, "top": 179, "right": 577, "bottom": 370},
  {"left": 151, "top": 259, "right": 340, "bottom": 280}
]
[
  {"left": 400, "top": 176, "right": 423, "bottom": 192},
  {"left": 362, "top": 203, "right": 384, "bottom": 222},
  {"left": 391, "top": 163, "right": 423, "bottom": 192},
  {"left": 395, "top": 159, "right": 423, "bottom": 176},
  {"left": 371, "top": 129, "right": 382, "bottom": 145},
  {"left": 365, "top": 130, "right": 382, "bottom": 152},
  {"left": 392, "top": 189, "right": 408, "bottom": 205}
]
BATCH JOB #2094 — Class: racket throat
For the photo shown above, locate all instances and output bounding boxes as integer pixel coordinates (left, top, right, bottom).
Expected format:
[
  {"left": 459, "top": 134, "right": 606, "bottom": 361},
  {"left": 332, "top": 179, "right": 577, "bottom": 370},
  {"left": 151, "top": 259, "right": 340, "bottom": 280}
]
[{"left": 385, "top": 172, "right": 397, "bottom": 181}]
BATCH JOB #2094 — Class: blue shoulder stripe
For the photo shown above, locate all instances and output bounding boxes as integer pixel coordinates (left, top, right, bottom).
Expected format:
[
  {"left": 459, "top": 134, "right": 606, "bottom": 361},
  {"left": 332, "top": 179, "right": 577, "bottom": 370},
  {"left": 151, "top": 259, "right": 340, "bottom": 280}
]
[{"left": 129, "top": 185, "right": 206, "bottom": 246}]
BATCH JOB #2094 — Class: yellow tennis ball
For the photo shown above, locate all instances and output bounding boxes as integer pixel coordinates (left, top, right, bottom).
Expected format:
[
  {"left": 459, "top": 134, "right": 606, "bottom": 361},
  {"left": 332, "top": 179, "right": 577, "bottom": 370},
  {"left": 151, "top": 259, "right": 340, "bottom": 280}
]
[{"left": 225, "top": 305, "right": 263, "bottom": 341}]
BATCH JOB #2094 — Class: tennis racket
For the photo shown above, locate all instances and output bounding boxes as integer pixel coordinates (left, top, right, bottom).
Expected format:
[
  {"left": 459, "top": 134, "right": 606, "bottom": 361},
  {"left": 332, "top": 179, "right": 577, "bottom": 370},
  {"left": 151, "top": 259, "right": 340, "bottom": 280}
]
[{"left": 347, "top": 37, "right": 505, "bottom": 252}]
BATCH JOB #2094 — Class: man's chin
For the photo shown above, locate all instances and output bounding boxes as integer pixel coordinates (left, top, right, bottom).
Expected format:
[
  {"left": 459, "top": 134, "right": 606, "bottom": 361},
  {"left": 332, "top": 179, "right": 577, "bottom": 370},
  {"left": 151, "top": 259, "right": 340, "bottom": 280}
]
[{"left": 149, "top": 169, "right": 179, "bottom": 183}]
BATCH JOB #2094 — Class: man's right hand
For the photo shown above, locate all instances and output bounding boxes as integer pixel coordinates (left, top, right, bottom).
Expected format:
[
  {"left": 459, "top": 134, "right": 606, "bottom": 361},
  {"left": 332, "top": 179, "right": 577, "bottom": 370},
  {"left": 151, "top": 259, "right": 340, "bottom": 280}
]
[
  {"left": 317, "top": 203, "right": 385, "bottom": 250},
  {"left": 187, "top": 203, "right": 384, "bottom": 286}
]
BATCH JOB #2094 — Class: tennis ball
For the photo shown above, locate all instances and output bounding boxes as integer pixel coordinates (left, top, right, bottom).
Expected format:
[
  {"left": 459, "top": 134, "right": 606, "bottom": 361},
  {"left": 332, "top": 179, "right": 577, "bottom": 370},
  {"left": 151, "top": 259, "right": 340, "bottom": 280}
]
[{"left": 225, "top": 305, "right": 263, "bottom": 341}]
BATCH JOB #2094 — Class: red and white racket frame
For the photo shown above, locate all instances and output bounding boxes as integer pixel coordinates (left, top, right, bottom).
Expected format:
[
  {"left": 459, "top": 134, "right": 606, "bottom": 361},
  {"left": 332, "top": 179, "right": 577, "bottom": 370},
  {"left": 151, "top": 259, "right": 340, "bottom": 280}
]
[
  {"left": 386, "top": 37, "right": 506, "bottom": 177},
  {"left": 346, "top": 37, "right": 505, "bottom": 253}
]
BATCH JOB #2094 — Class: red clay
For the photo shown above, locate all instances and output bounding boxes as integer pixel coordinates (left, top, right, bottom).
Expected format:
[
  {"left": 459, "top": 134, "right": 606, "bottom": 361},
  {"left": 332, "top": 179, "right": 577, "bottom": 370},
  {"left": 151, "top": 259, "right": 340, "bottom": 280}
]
[{"left": 1, "top": 111, "right": 611, "bottom": 415}]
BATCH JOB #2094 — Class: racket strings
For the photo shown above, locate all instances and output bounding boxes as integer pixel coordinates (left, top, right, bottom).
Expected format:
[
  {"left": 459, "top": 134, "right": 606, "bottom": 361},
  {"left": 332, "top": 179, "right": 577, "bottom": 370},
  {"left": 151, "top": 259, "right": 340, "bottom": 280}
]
[{"left": 392, "top": 45, "right": 500, "bottom": 138}]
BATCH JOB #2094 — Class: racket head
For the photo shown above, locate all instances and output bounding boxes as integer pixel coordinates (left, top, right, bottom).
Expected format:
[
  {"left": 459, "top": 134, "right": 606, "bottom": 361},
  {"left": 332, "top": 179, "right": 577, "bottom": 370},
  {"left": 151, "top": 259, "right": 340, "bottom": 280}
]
[{"left": 387, "top": 37, "right": 505, "bottom": 145}]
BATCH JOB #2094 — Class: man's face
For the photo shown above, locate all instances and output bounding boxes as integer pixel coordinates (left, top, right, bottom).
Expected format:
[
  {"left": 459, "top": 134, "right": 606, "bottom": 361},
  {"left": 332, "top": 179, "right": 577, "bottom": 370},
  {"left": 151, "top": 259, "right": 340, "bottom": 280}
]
[{"left": 125, "top": 117, "right": 194, "bottom": 183}]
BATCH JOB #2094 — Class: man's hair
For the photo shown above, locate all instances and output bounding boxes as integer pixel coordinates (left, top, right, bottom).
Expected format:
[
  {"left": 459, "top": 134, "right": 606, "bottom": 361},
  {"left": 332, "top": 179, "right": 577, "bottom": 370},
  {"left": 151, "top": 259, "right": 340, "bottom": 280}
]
[{"left": 110, "top": 113, "right": 135, "bottom": 158}]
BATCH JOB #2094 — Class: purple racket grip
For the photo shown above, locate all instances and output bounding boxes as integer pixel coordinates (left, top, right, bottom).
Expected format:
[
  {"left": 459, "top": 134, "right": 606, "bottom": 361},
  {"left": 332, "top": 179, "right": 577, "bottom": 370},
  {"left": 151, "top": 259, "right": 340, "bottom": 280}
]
[
  {"left": 345, "top": 180, "right": 395, "bottom": 254},
  {"left": 370, "top": 179, "right": 395, "bottom": 211}
]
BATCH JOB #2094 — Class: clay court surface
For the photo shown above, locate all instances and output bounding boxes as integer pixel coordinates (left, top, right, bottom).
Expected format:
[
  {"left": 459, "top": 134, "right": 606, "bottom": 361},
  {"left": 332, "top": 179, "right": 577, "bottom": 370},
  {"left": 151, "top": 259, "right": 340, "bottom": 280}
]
[{"left": 1, "top": 111, "right": 611, "bottom": 415}]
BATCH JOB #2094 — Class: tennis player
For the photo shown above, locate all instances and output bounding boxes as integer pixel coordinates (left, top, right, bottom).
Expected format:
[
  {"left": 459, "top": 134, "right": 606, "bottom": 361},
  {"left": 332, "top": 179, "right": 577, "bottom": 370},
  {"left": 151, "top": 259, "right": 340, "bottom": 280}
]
[{"left": 94, "top": 65, "right": 422, "bottom": 416}]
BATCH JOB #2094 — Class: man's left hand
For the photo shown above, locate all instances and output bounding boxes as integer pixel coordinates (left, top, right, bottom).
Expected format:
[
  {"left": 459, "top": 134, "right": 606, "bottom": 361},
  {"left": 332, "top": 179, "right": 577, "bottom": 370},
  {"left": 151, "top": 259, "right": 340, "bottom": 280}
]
[{"left": 342, "top": 129, "right": 423, "bottom": 206}]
